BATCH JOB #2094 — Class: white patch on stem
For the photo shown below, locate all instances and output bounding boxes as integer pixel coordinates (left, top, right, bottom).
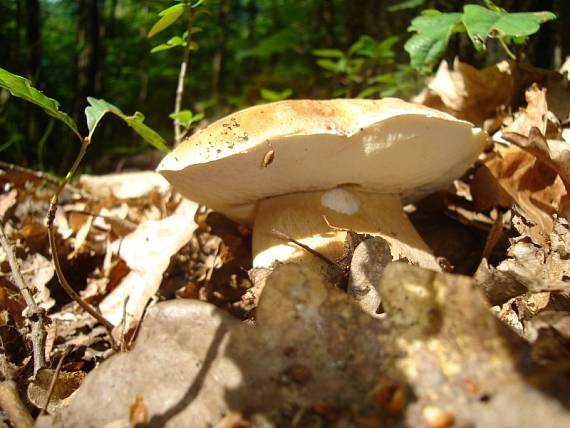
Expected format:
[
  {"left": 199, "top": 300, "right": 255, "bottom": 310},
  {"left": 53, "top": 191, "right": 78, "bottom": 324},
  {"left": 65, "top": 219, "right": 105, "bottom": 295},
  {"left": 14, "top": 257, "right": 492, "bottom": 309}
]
[{"left": 320, "top": 188, "right": 360, "bottom": 215}]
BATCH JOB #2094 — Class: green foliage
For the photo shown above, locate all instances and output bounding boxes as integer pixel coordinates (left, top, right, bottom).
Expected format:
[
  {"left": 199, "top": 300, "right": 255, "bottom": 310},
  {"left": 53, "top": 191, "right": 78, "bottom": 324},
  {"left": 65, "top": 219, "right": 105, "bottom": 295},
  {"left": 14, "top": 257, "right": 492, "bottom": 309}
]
[
  {"left": 85, "top": 98, "right": 169, "bottom": 151},
  {"left": 0, "top": 67, "right": 81, "bottom": 140},
  {"left": 240, "top": 29, "right": 299, "bottom": 59},
  {"left": 405, "top": 1, "right": 556, "bottom": 71},
  {"left": 404, "top": 12, "right": 463, "bottom": 71},
  {"left": 150, "top": 30, "right": 200, "bottom": 54},
  {"left": 313, "top": 35, "right": 415, "bottom": 98},
  {"left": 148, "top": 4, "right": 185, "bottom": 38},
  {"left": 259, "top": 88, "right": 293, "bottom": 102},
  {"left": 462, "top": 4, "right": 556, "bottom": 52},
  {"left": 0, "top": 68, "right": 167, "bottom": 156},
  {"left": 169, "top": 110, "right": 204, "bottom": 129},
  {"left": 148, "top": 1, "right": 203, "bottom": 39},
  {"left": 387, "top": 0, "right": 425, "bottom": 12}
]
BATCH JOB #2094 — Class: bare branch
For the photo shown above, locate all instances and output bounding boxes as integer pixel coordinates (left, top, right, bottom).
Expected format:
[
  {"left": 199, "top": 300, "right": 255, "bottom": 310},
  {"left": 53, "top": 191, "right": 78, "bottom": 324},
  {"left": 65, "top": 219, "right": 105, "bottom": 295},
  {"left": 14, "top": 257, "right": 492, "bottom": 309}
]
[{"left": 0, "top": 221, "right": 47, "bottom": 374}]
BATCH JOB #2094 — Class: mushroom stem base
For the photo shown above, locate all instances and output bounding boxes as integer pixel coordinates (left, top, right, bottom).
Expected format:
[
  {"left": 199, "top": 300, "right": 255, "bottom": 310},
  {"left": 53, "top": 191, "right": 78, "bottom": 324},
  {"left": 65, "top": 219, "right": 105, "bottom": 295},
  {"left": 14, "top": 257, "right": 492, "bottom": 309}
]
[{"left": 252, "top": 188, "right": 440, "bottom": 271}]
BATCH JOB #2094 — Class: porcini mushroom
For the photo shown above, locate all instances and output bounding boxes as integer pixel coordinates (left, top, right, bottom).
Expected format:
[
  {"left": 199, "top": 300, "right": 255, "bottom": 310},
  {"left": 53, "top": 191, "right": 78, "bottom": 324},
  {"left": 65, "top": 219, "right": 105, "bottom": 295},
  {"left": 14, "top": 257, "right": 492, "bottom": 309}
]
[{"left": 157, "top": 98, "right": 486, "bottom": 272}]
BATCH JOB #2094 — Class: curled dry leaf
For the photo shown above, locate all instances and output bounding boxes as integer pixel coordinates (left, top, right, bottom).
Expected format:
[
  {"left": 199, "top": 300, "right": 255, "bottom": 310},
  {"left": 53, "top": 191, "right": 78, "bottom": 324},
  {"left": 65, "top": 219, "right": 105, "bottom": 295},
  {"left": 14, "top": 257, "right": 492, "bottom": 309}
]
[
  {"left": 495, "top": 215, "right": 570, "bottom": 292},
  {"left": 472, "top": 85, "right": 570, "bottom": 237},
  {"left": 49, "top": 263, "right": 570, "bottom": 427},
  {"left": 502, "top": 84, "right": 559, "bottom": 138},
  {"left": 472, "top": 144, "right": 567, "bottom": 238},
  {"left": 27, "top": 368, "right": 85, "bottom": 414},
  {"left": 414, "top": 58, "right": 513, "bottom": 125}
]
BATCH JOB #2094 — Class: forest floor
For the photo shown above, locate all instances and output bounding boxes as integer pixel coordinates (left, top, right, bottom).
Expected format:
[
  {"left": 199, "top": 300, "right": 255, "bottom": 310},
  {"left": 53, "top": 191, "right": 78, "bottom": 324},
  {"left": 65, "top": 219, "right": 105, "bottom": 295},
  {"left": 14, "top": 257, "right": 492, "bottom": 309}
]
[{"left": 1, "top": 59, "right": 570, "bottom": 428}]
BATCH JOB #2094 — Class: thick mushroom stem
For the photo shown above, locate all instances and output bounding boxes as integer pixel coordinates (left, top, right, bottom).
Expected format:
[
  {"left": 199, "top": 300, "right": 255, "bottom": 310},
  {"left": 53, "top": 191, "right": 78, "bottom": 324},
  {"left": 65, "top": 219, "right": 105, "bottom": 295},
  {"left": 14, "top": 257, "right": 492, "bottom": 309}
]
[{"left": 252, "top": 187, "right": 440, "bottom": 271}]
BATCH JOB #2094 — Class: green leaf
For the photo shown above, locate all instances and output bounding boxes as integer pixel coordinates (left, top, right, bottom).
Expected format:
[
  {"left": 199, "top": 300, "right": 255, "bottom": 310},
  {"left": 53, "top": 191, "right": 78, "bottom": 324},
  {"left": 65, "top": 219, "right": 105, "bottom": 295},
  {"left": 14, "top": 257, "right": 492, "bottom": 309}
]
[
  {"left": 241, "top": 29, "right": 297, "bottom": 58},
  {"left": 150, "top": 34, "right": 198, "bottom": 54},
  {"left": 150, "top": 35, "right": 185, "bottom": 53},
  {"left": 169, "top": 110, "right": 204, "bottom": 129},
  {"left": 462, "top": 5, "right": 498, "bottom": 51},
  {"left": 84, "top": 97, "right": 168, "bottom": 151},
  {"left": 357, "top": 86, "right": 381, "bottom": 99},
  {"left": 493, "top": 12, "right": 556, "bottom": 37},
  {"left": 148, "top": 4, "right": 184, "bottom": 38},
  {"left": 259, "top": 88, "right": 293, "bottom": 102},
  {"left": 316, "top": 58, "right": 343, "bottom": 73},
  {"left": 463, "top": 5, "right": 556, "bottom": 51},
  {"left": 404, "top": 12, "right": 463, "bottom": 70},
  {"left": 0, "top": 67, "right": 81, "bottom": 140},
  {"left": 388, "top": 0, "right": 425, "bottom": 12},
  {"left": 312, "top": 49, "right": 344, "bottom": 58},
  {"left": 368, "top": 73, "right": 398, "bottom": 85}
]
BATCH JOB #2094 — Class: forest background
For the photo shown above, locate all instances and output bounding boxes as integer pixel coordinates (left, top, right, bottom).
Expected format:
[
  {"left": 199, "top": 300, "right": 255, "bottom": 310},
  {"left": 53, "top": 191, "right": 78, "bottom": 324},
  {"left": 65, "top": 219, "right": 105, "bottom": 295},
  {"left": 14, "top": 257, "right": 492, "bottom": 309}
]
[{"left": 1, "top": 0, "right": 568, "bottom": 174}]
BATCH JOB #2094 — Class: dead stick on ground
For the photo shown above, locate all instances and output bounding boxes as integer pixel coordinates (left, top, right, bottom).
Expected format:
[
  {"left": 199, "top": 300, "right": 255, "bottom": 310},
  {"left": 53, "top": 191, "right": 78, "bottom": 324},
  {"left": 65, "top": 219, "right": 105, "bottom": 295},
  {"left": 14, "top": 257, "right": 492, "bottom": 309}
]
[
  {"left": 39, "top": 347, "right": 71, "bottom": 417},
  {"left": 0, "top": 221, "right": 47, "bottom": 375},
  {"left": 271, "top": 229, "right": 336, "bottom": 266},
  {"left": 46, "top": 201, "right": 118, "bottom": 350},
  {"left": 0, "top": 380, "right": 34, "bottom": 428}
]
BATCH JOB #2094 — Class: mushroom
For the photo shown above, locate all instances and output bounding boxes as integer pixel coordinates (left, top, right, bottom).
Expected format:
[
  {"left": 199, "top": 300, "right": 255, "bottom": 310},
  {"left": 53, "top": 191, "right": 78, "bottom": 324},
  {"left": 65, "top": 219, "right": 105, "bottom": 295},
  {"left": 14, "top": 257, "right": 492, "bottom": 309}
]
[{"left": 157, "top": 98, "right": 486, "bottom": 272}]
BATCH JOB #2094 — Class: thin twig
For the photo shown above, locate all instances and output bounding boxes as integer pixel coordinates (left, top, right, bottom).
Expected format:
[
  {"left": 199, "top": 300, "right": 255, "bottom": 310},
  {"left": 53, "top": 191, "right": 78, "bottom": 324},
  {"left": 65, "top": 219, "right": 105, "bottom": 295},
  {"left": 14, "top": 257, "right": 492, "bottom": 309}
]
[
  {"left": 0, "top": 380, "right": 34, "bottom": 428},
  {"left": 45, "top": 136, "right": 118, "bottom": 350},
  {"left": 46, "top": 222, "right": 117, "bottom": 349},
  {"left": 271, "top": 229, "right": 336, "bottom": 266},
  {"left": 119, "top": 296, "right": 130, "bottom": 352},
  {"left": 39, "top": 347, "right": 71, "bottom": 417},
  {"left": 205, "top": 240, "right": 222, "bottom": 282},
  {"left": 0, "top": 221, "right": 46, "bottom": 374},
  {"left": 173, "top": 6, "right": 197, "bottom": 145}
]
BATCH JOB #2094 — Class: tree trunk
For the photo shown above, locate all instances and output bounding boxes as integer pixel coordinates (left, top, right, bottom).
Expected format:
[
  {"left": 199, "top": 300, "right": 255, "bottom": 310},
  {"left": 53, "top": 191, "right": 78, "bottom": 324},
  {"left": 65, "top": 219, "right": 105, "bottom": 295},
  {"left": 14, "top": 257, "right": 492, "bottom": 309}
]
[
  {"left": 313, "top": 0, "right": 336, "bottom": 48},
  {"left": 24, "top": 0, "right": 41, "bottom": 153},
  {"left": 211, "top": 0, "right": 231, "bottom": 102},
  {"left": 74, "top": 0, "right": 104, "bottom": 134},
  {"left": 555, "top": 0, "right": 570, "bottom": 68}
]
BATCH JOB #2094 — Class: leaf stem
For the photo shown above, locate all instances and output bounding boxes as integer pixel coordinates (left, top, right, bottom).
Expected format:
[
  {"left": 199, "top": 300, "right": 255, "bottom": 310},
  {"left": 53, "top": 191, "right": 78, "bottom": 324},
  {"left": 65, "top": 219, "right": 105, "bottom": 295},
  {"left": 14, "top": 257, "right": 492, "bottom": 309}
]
[
  {"left": 173, "top": 6, "right": 196, "bottom": 146},
  {"left": 45, "top": 136, "right": 117, "bottom": 349},
  {"left": 498, "top": 37, "right": 516, "bottom": 60}
]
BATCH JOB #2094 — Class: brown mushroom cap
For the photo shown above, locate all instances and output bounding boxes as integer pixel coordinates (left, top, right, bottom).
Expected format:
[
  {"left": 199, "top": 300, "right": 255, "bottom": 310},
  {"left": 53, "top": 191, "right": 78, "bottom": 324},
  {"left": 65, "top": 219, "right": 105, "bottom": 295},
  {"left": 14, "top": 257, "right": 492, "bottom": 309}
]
[{"left": 157, "top": 98, "right": 486, "bottom": 224}]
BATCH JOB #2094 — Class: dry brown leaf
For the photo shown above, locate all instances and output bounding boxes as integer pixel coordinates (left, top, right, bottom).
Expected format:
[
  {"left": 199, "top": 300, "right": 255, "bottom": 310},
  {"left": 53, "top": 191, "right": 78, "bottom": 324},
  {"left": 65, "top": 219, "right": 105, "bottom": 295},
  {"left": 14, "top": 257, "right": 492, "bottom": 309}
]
[
  {"left": 495, "top": 215, "right": 570, "bottom": 292},
  {"left": 502, "top": 84, "right": 560, "bottom": 137},
  {"left": 27, "top": 368, "right": 85, "bottom": 414},
  {"left": 423, "top": 59, "right": 512, "bottom": 124},
  {"left": 472, "top": 144, "right": 567, "bottom": 237},
  {"left": 99, "top": 198, "right": 199, "bottom": 330}
]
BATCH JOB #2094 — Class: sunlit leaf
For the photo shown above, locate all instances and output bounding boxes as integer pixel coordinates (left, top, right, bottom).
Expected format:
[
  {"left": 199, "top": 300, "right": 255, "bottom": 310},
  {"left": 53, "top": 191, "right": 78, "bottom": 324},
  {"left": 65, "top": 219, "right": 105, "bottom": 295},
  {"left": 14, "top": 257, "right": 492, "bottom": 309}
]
[
  {"left": 169, "top": 109, "right": 204, "bottom": 129},
  {"left": 85, "top": 97, "right": 168, "bottom": 152},
  {"left": 404, "top": 12, "right": 463, "bottom": 70},
  {"left": 260, "top": 88, "right": 292, "bottom": 102},
  {"left": 0, "top": 67, "right": 81, "bottom": 140},
  {"left": 463, "top": 5, "right": 556, "bottom": 51},
  {"left": 387, "top": 0, "right": 425, "bottom": 12},
  {"left": 312, "top": 49, "right": 344, "bottom": 58},
  {"left": 148, "top": 4, "right": 184, "bottom": 38},
  {"left": 316, "top": 59, "right": 342, "bottom": 73}
]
